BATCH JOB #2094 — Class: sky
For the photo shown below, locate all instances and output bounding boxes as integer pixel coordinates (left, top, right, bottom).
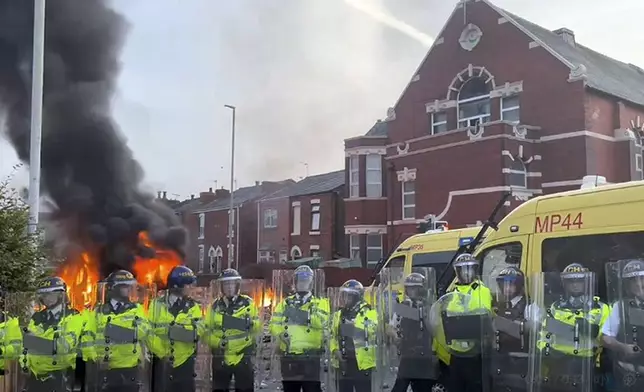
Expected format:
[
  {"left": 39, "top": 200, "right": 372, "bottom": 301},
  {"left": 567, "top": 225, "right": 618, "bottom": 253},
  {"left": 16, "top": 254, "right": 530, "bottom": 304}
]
[{"left": 1, "top": 0, "right": 643, "bottom": 200}]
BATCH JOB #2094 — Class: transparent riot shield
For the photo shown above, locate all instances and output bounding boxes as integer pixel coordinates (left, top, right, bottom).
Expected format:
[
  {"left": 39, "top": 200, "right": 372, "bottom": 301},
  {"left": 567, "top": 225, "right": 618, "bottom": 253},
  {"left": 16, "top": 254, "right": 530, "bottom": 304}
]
[
  {"left": 605, "top": 260, "right": 644, "bottom": 391},
  {"left": 384, "top": 267, "right": 438, "bottom": 388},
  {"left": 206, "top": 278, "right": 264, "bottom": 392},
  {"left": 327, "top": 286, "right": 381, "bottom": 392},
  {"left": 269, "top": 268, "right": 327, "bottom": 387},
  {"left": 150, "top": 287, "right": 212, "bottom": 392},
  {"left": 4, "top": 291, "right": 81, "bottom": 392},
  {"left": 85, "top": 281, "right": 152, "bottom": 392},
  {"left": 527, "top": 272, "right": 597, "bottom": 392},
  {"left": 483, "top": 271, "right": 529, "bottom": 392}
]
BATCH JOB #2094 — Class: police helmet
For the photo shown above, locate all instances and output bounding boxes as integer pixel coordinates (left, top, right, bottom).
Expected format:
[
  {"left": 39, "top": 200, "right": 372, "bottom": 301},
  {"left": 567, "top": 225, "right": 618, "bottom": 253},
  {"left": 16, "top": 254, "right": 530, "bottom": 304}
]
[
  {"left": 218, "top": 268, "right": 241, "bottom": 297},
  {"left": 293, "top": 265, "right": 315, "bottom": 294},
  {"left": 340, "top": 279, "right": 364, "bottom": 307},
  {"left": 167, "top": 265, "right": 197, "bottom": 288},
  {"left": 36, "top": 276, "right": 67, "bottom": 294},
  {"left": 454, "top": 253, "right": 479, "bottom": 284},
  {"left": 105, "top": 270, "right": 137, "bottom": 287},
  {"left": 561, "top": 263, "right": 591, "bottom": 280},
  {"left": 495, "top": 266, "right": 525, "bottom": 285},
  {"left": 621, "top": 259, "right": 644, "bottom": 279},
  {"left": 561, "top": 263, "right": 591, "bottom": 296},
  {"left": 403, "top": 272, "right": 427, "bottom": 300}
]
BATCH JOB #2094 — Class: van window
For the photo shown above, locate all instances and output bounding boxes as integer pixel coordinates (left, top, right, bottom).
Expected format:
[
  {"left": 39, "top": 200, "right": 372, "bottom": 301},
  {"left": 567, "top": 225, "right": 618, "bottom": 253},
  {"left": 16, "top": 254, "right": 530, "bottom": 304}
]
[
  {"left": 541, "top": 231, "right": 644, "bottom": 302},
  {"left": 387, "top": 256, "right": 405, "bottom": 269},
  {"left": 412, "top": 251, "right": 455, "bottom": 278},
  {"left": 478, "top": 242, "right": 522, "bottom": 296}
]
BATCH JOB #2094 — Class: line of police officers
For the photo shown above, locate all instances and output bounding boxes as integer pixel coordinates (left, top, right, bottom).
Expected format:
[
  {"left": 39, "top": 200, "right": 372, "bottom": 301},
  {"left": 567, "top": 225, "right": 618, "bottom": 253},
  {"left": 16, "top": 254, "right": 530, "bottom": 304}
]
[{"left": 1, "top": 255, "right": 643, "bottom": 392}]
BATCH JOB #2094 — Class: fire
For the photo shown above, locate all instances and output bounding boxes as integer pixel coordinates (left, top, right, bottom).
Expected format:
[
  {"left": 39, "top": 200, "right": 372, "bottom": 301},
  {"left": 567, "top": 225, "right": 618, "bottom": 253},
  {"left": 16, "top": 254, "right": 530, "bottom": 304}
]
[
  {"left": 132, "top": 231, "right": 182, "bottom": 288},
  {"left": 262, "top": 287, "right": 274, "bottom": 308},
  {"left": 58, "top": 252, "right": 100, "bottom": 312}
]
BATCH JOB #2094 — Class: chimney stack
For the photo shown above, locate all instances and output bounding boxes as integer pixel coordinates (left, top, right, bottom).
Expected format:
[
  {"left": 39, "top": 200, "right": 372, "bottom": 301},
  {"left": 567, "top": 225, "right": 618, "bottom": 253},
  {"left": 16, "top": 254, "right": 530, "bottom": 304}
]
[
  {"left": 157, "top": 191, "right": 161, "bottom": 199},
  {"left": 191, "top": 194, "right": 195, "bottom": 200},
  {"left": 163, "top": 191, "right": 167, "bottom": 199},
  {"left": 199, "top": 188, "right": 217, "bottom": 203},
  {"left": 553, "top": 28, "right": 575, "bottom": 45},
  {"left": 255, "top": 181, "right": 260, "bottom": 186}
]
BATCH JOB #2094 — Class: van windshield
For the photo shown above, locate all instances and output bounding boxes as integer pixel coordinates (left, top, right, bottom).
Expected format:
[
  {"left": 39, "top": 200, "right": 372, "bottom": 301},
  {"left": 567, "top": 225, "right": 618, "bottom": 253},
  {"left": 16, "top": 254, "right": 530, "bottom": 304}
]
[{"left": 411, "top": 250, "right": 456, "bottom": 278}]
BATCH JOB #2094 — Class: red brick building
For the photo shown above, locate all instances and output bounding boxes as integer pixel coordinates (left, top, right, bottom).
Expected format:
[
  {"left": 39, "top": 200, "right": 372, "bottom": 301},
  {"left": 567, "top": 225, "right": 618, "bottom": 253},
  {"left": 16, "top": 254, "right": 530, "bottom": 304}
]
[
  {"left": 176, "top": 181, "right": 293, "bottom": 276},
  {"left": 257, "top": 170, "right": 345, "bottom": 263},
  {"left": 344, "top": 0, "right": 644, "bottom": 263}
]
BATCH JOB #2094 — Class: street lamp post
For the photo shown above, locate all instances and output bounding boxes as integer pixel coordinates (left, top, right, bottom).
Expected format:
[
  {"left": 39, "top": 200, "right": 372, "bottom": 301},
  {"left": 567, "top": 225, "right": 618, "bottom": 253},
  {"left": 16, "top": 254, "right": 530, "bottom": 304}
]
[
  {"left": 27, "top": 0, "right": 46, "bottom": 234},
  {"left": 224, "top": 105, "right": 236, "bottom": 269}
]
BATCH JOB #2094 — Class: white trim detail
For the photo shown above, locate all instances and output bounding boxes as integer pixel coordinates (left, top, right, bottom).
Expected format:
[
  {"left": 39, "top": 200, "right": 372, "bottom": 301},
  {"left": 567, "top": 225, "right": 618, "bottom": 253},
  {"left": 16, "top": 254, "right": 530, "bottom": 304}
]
[
  {"left": 397, "top": 167, "right": 417, "bottom": 182},
  {"left": 345, "top": 225, "right": 387, "bottom": 235},
  {"left": 387, "top": 219, "right": 426, "bottom": 225},
  {"left": 490, "top": 81, "right": 523, "bottom": 98},
  {"left": 411, "top": 74, "right": 420, "bottom": 82},
  {"left": 310, "top": 199, "right": 320, "bottom": 204},
  {"left": 310, "top": 245, "right": 320, "bottom": 250},
  {"left": 291, "top": 201, "right": 301, "bottom": 207},
  {"left": 344, "top": 135, "right": 387, "bottom": 143},
  {"left": 501, "top": 168, "right": 542, "bottom": 177},
  {"left": 541, "top": 179, "right": 584, "bottom": 188},
  {"left": 534, "top": 155, "right": 542, "bottom": 160},
  {"left": 345, "top": 146, "right": 387, "bottom": 156},
  {"left": 309, "top": 231, "right": 321, "bottom": 236},
  {"left": 426, "top": 99, "right": 457, "bottom": 114},
  {"left": 290, "top": 245, "right": 302, "bottom": 259},
  {"left": 540, "top": 130, "right": 615, "bottom": 142},
  {"left": 435, "top": 186, "right": 543, "bottom": 220},
  {"left": 498, "top": 17, "right": 508, "bottom": 24},
  {"left": 343, "top": 197, "right": 387, "bottom": 202},
  {"left": 528, "top": 41, "right": 540, "bottom": 49},
  {"left": 435, "top": 37, "right": 444, "bottom": 45}
]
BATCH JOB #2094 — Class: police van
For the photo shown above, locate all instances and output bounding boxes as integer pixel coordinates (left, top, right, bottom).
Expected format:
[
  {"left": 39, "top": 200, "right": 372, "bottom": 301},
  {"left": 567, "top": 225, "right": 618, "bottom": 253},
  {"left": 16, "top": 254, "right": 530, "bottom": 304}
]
[{"left": 468, "top": 176, "right": 644, "bottom": 302}]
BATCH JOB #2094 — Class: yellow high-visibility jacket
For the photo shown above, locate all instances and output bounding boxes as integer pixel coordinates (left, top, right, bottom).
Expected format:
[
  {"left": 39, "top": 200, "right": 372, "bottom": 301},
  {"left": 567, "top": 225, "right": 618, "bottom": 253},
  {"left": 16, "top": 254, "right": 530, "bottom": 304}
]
[
  {"left": 330, "top": 301, "right": 378, "bottom": 371},
  {"left": 270, "top": 295, "right": 329, "bottom": 355}
]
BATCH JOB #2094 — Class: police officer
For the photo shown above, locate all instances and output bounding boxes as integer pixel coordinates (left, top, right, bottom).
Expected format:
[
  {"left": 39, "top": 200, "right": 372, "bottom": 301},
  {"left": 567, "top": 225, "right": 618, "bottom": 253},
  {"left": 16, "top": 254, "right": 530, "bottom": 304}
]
[
  {"left": 82, "top": 270, "right": 150, "bottom": 392},
  {"left": 22, "top": 276, "right": 85, "bottom": 391},
  {"left": 270, "top": 265, "right": 329, "bottom": 392},
  {"left": 602, "top": 259, "right": 644, "bottom": 391},
  {"left": 390, "top": 273, "right": 438, "bottom": 392},
  {"left": 488, "top": 266, "right": 529, "bottom": 391},
  {"left": 329, "top": 280, "right": 377, "bottom": 392},
  {"left": 149, "top": 265, "right": 203, "bottom": 392},
  {"left": 446, "top": 253, "right": 492, "bottom": 392},
  {"left": 0, "top": 284, "right": 21, "bottom": 377},
  {"left": 533, "top": 263, "right": 609, "bottom": 392},
  {"left": 205, "top": 268, "right": 260, "bottom": 392}
]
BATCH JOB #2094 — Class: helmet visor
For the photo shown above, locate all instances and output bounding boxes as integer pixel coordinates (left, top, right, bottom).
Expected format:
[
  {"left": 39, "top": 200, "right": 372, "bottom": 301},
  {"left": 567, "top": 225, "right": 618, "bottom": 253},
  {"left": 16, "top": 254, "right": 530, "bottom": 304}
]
[
  {"left": 294, "top": 271, "right": 314, "bottom": 292},
  {"left": 562, "top": 277, "right": 589, "bottom": 296},
  {"left": 627, "top": 276, "right": 644, "bottom": 299},
  {"left": 39, "top": 291, "right": 64, "bottom": 308},
  {"left": 221, "top": 280, "right": 239, "bottom": 297},
  {"left": 496, "top": 276, "right": 520, "bottom": 299},
  {"left": 455, "top": 264, "right": 478, "bottom": 284},
  {"left": 340, "top": 288, "right": 360, "bottom": 307}
]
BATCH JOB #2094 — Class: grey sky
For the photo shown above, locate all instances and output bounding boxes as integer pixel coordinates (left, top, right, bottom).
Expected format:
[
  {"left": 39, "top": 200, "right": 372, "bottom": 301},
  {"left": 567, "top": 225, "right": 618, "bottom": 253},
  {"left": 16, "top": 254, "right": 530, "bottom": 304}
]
[{"left": 1, "top": 0, "right": 643, "bottom": 200}]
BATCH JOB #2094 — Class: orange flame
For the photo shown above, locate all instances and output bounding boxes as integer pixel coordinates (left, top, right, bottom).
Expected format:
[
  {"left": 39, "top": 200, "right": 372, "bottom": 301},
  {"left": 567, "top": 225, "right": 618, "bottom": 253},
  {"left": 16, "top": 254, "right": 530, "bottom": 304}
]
[
  {"left": 132, "top": 231, "right": 182, "bottom": 288},
  {"left": 58, "top": 252, "right": 100, "bottom": 312},
  {"left": 262, "top": 287, "right": 273, "bottom": 308}
]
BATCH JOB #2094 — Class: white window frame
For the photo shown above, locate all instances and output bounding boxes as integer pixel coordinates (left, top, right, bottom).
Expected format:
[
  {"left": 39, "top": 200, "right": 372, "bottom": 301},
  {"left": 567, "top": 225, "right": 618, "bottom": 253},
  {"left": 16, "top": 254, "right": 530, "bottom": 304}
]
[
  {"left": 198, "top": 213, "right": 205, "bottom": 239},
  {"left": 279, "top": 250, "right": 288, "bottom": 263},
  {"left": 501, "top": 95, "right": 520, "bottom": 123},
  {"left": 292, "top": 204, "right": 301, "bottom": 235},
  {"left": 458, "top": 94, "right": 491, "bottom": 128},
  {"left": 637, "top": 153, "right": 643, "bottom": 180},
  {"left": 509, "top": 160, "right": 528, "bottom": 188},
  {"left": 431, "top": 112, "right": 448, "bottom": 135},
  {"left": 349, "top": 155, "right": 360, "bottom": 198},
  {"left": 310, "top": 249, "right": 320, "bottom": 258},
  {"left": 290, "top": 246, "right": 302, "bottom": 260},
  {"left": 263, "top": 208, "right": 277, "bottom": 228},
  {"left": 366, "top": 234, "right": 383, "bottom": 266},
  {"left": 311, "top": 204, "right": 321, "bottom": 232},
  {"left": 198, "top": 245, "right": 205, "bottom": 273},
  {"left": 365, "top": 154, "right": 382, "bottom": 197},
  {"left": 402, "top": 181, "right": 416, "bottom": 220},
  {"left": 349, "top": 234, "right": 360, "bottom": 262},
  {"left": 258, "top": 250, "right": 271, "bottom": 263}
]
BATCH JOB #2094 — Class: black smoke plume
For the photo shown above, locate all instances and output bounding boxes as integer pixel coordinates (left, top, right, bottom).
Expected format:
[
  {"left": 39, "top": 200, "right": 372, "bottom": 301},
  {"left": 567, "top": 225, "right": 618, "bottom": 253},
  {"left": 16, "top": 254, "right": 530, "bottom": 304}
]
[{"left": 0, "top": 0, "right": 186, "bottom": 279}]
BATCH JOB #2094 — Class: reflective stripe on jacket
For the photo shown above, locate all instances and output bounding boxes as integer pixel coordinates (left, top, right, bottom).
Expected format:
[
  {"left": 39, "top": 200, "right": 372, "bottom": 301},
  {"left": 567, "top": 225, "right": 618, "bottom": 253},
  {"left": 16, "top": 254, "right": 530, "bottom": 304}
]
[
  {"left": 0, "top": 315, "right": 22, "bottom": 370},
  {"left": 269, "top": 295, "right": 329, "bottom": 354}
]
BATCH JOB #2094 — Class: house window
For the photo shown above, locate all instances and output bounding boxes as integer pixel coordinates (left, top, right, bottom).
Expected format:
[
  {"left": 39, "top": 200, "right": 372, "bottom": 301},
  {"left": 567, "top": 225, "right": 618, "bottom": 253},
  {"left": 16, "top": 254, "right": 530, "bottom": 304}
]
[
  {"left": 349, "top": 234, "right": 361, "bottom": 262},
  {"left": 311, "top": 249, "right": 320, "bottom": 258},
  {"left": 279, "top": 250, "right": 288, "bottom": 263},
  {"left": 263, "top": 209, "right": 277, "bottom": 228},
  {"left": 258, "top": 251, "right": 271, "bottom": 263},
  {"left": 402, "top": 181, "right": 416, "bottom": 220},
  {"left": 636, "top": 154, "right": 643, "bottom": 172},
  {"left": 198, "top": 213, "right": 205, "bottom": 239},
  {"left": 508, "top": 159, "right": 528, "bottom": 188},
  {"left": 349, "top": 155, "right": 360, "bottom": 198},
  {"left": 366, "top": 234, "right": 383, "bottom": 266},
  {"left": 290, "top": 246, "right": 302, "bottom": 260},
  {"left": 431, "top": 112, "right": 448, "bottom": 134},
  {"left": 366, "top": 154, "right": 382, "bottom": 197},
  {"left": 292, "top": 204, "right": 301, "bottom": 235},
  {"left": 208, "top": 246, "right": 223, "bottom": 273},
  {"left": 501, "top": 95, "right": 520, "bottom": 123},
  {"left": 198, "top": 245, "right": 205, "bottom": 273},
  {"left": 458, "top": 77, "right": 491, "bottom": 128},
  {"left": 311, "top": 204, "right": 321, "bottom": 231}
]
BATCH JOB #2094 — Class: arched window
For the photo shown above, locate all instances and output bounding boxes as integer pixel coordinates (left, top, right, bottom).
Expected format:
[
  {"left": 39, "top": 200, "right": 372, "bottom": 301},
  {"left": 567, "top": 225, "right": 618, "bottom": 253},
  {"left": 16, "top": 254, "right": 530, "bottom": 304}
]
[
  {"left": 208, "top": 246, "right": 223, "bottom": 273},
  {"left": 458, "top": 77, "right": 491, "bottom": 128},
  {"left": 290, "top": 246, "right": 302, "bottom": 260},
  {"left": 508, "top": 158, "right": 528, "bottom": 188}
]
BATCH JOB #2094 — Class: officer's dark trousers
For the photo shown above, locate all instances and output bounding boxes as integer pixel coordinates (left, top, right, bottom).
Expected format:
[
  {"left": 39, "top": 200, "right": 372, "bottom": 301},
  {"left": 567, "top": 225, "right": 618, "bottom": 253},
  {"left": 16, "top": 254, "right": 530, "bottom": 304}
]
[
  {"left": 392, "top": 357, "right": 438, "bottom": 392},
  {"left": 539, "top": 351, "right": 600, "bottom": 392},
  {"left": 25, "top": 369, "right": 73, "bottom": 392},
  {"left": 213, "top": 355, "right": 254, "bottom": 392},
  {"left": 280, "top": 354, "right": 322, "bottom": 392},
  {"left": 98, "top": 367, "right": 142, "bottom": 392},
  {"left": 336, "top": 357, "right": 372, "bottom": 392},
  {"left": 450, "top": 355, "right": 483, "bottom": 392},
  {"left": 153, "top": 356, "right": 196, "bottom": 392}
]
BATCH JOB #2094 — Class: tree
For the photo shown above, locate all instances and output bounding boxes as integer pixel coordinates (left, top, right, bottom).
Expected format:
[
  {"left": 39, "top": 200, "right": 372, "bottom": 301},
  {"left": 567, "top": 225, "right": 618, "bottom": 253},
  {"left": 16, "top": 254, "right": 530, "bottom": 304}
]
[{"left": 0, "top": 178, "right": 48, "bottom": 293}]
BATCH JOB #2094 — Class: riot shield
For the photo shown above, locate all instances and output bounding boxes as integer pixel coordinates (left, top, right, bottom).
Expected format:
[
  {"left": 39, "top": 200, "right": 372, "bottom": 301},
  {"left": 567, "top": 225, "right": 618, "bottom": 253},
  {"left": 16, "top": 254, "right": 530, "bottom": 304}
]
[
  {"left": 4, "top": 291, "right": 80, "bottom": 392},
  {"left": 483, "top": 271, "right": 530, "bottom": 392},
  {"left": 269, "top": 268, "right": 327, "bottom": 386},
  {"left": 206, "top": 278, "right": 264, "bottom": 392},
  {"left": 85, "top": 281, "right": 152, "bottom": 392},
  {"left": 150, "top": 286, "right": 211, "bottom": 392},
  {"left": 384, "top": 267, "right": 438, "bottom": 388},
  {"left": 327, "top": 286, "right": 381, "bottom": 392},
  {"left": 527, "top": 272, "right": 597, "bottom": 392},
  {"left": 605, "top": 260, "right": 644, "bottom": 391}
]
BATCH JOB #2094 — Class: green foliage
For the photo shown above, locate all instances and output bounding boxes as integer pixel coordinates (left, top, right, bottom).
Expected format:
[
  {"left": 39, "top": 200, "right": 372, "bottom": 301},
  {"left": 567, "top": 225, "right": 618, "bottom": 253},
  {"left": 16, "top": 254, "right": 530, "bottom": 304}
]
[{"left": 0, "top": 179, "right": 48, "bottom": 294}]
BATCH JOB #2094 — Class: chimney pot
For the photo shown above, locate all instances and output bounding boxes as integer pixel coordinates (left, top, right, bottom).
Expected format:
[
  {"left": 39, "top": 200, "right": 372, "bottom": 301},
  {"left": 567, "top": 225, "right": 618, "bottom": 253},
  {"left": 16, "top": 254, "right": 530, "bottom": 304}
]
[
  {"left": 255, "top": 181, "right": 260, "bottom": 186},
  {"left": 157, "top": 191, "right": 161, "bottom": 199},
  {"left": 209, "top": 187, "right": 213, "bottom": 192},
  {"left": 191, "top": 194, "right": 195, "bottom": 199},
  {"left": 553, "top": 27, "right": 575, "bottom": 45},
  {"left": 163, "top": 191, "right": 167, "bottom": 199}
]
